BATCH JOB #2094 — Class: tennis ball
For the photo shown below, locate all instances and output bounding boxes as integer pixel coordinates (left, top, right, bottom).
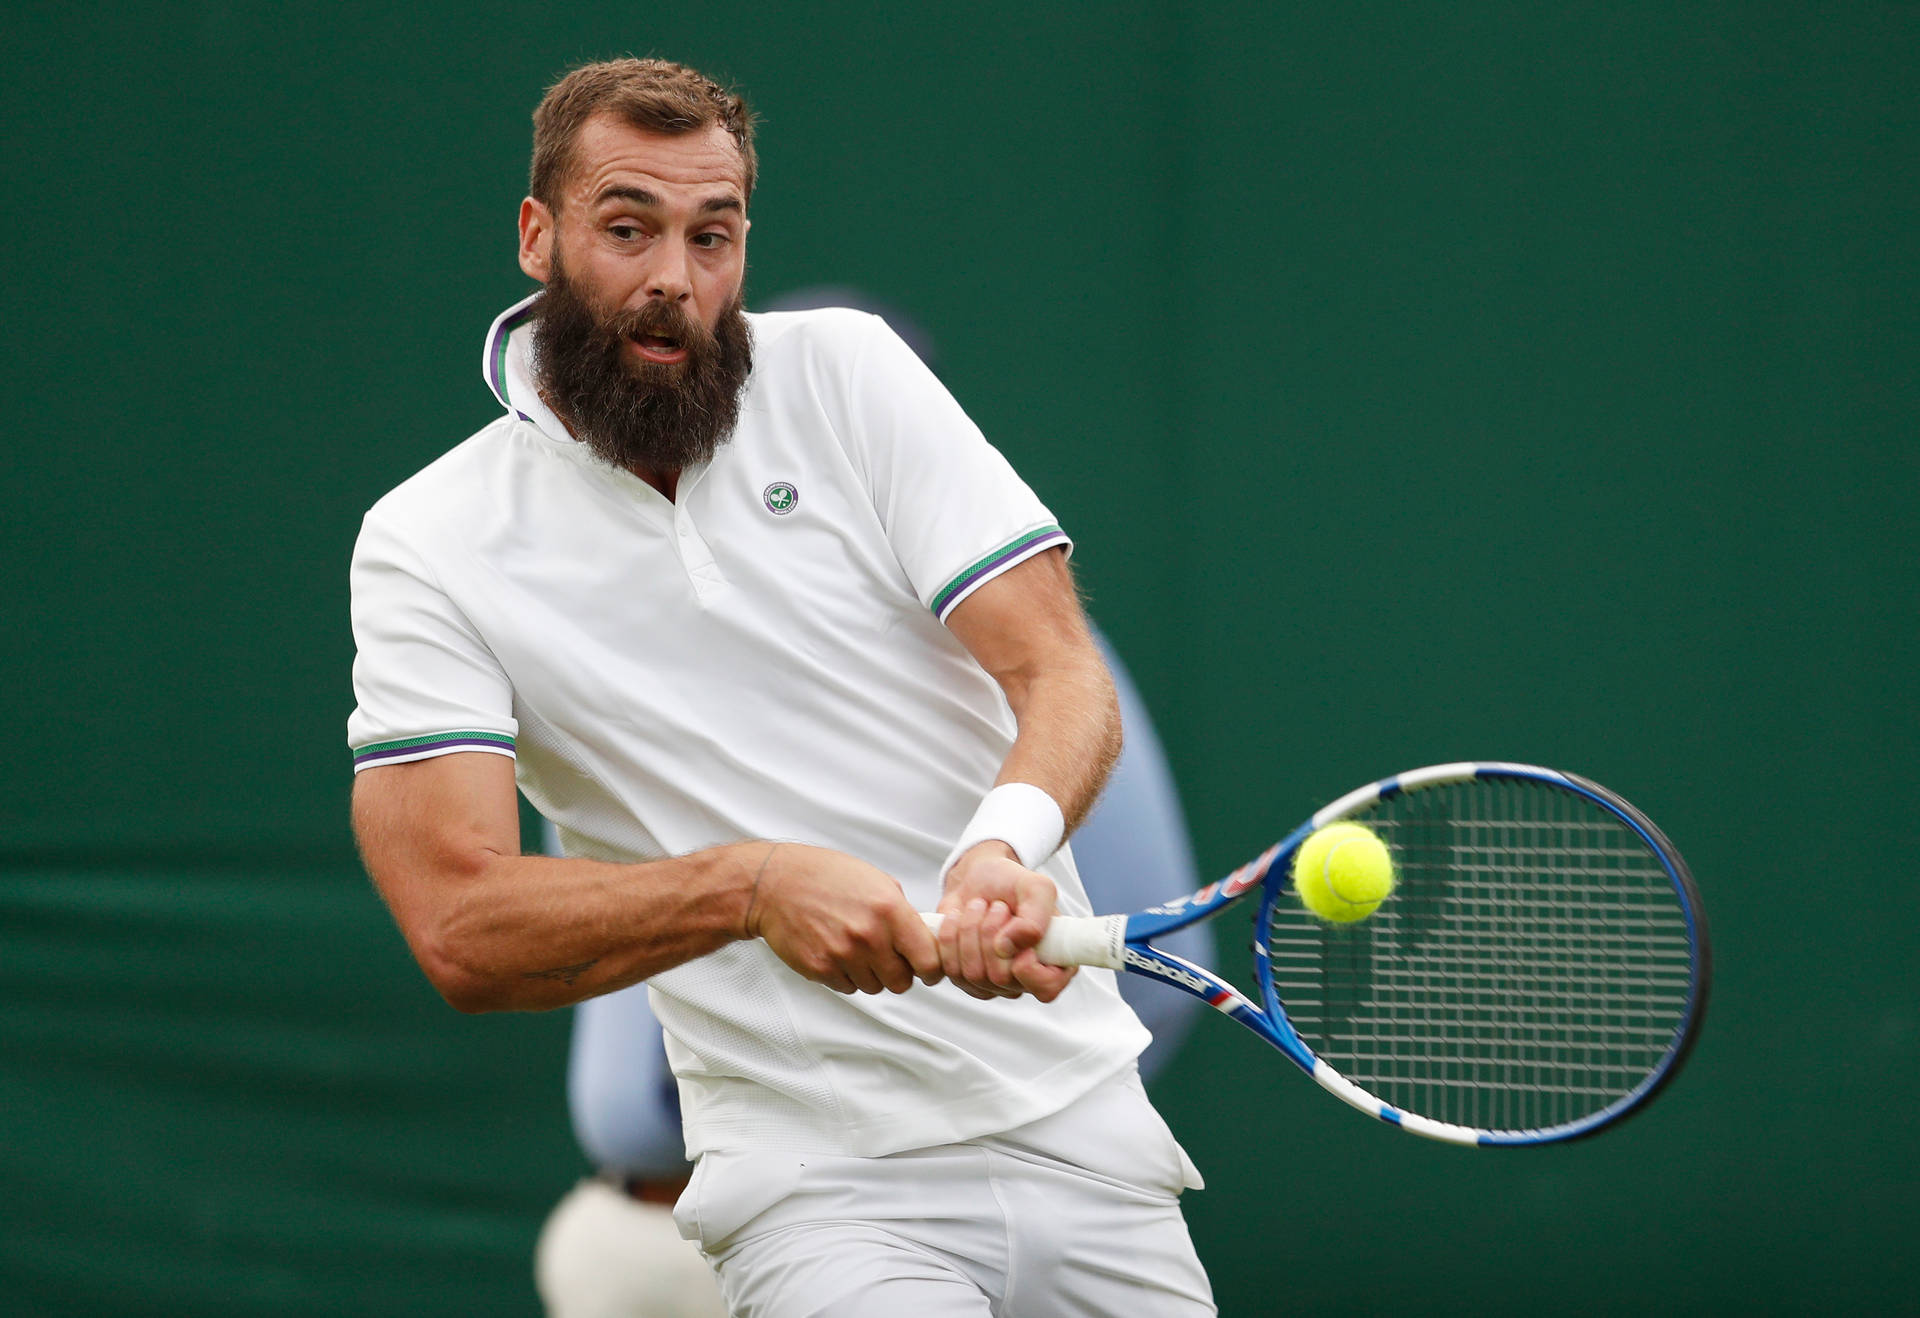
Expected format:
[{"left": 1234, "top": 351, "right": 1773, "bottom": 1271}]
[{"left": 1293, "top": 823, "right": 1394, "bottom": 923}]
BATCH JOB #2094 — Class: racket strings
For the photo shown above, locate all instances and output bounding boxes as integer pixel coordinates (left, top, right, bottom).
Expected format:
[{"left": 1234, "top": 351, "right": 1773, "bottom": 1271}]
[{"left": 1267, "top": 778, "right": 1695, "bottom": 1135}]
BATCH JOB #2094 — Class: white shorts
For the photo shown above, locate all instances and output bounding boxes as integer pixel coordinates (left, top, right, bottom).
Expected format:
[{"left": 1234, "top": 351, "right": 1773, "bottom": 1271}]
[{"left": 673, "top": 1070, "right": 1214, "bottom": 1317}]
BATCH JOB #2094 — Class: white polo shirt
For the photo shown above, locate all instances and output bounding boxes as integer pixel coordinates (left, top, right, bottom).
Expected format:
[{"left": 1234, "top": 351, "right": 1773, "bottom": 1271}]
[{"left": 348, "top": 296, "right": 1149, "bottom": 1158}]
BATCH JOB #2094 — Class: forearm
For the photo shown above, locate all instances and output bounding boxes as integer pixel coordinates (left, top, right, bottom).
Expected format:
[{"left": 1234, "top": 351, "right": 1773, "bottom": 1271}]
[
  {"left": 355, "top": 752, "right": 941, "bottom": 1009},
  {"left": 991, "top": 654, "right": 1123, "bottom": 836},
  {"left": 386, "top": 841, "right": 768, "bottom": 1013},
  {"left": 944, "top": 550, "right": 1123, "bottom": 838}
]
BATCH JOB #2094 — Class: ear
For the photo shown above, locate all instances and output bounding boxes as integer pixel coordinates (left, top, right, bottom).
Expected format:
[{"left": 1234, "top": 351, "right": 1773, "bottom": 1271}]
[{"left": 518, "top": 197, "right": 555, "bottom": 283}]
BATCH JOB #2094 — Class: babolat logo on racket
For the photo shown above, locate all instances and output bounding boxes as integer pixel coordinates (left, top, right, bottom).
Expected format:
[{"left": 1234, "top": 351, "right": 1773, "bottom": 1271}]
[
  {"left": 763, "top": 481, "right": 799, "bottom": 515},
  {"left": 1124, "top": 948, "right": 1211, "bottom": 995}
]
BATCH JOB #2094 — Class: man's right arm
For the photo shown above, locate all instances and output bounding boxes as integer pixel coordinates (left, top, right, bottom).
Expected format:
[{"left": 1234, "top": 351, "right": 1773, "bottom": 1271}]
[{"left": 351, "top": 750, "right": 941, "bottom": 1011}]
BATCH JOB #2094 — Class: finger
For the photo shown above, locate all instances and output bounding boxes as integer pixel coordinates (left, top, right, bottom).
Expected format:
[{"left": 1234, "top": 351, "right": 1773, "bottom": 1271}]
[
  {"left": 847, "top": 962, "right": 886, "bottom": 995},
  {"left": 1010, "top": 952, "right": 1076, "bottom": 1003},
  {"left": 982, "top": 900, "right": 1019, "bottom": 989},
  {"left": 959, "top": 979, "right": 1020, "bottom": 1000},
  {"left": 997, "top": 875, "right": 1060, "bottom": 956},
  {"left": 935, "top": 899, "right": 962, "bottom": 977},
  {"left": 896, "top": 909, "right": 944, "bottom": 986},
  {"left": 994, "top": 910, "right": 1045, "bottom": 957},
  {"left": 876, "top": 949, "right": 916, "bottom": 995},
  {"left": 954, "top": 898, "right": 990, "bottom": 985}
]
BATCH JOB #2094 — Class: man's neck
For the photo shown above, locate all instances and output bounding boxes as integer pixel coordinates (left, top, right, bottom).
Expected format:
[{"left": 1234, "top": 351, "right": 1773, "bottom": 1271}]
[
  {"left": 630, "top": 464, "right": 680, "bottom": 501},
  {"left": 539, "top": 385, "right": 681, "bottom": 501}
]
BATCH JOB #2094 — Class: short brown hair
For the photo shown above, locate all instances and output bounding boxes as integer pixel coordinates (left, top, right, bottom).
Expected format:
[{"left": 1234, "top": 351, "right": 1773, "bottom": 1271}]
[{"left": 530, "top": 58, "right": 757, "bottom": 208}]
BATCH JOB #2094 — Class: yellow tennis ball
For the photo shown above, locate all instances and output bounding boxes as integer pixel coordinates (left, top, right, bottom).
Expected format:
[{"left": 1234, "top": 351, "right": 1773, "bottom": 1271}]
[{"left": 1293, "top": 823, "right": 1395, "bottom": 922}]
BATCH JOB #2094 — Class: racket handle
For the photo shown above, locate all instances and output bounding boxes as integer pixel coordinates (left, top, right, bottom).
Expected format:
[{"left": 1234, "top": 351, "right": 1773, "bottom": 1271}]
[{"left": 919, "top": 912, "right": 1127, "bottom": 970}]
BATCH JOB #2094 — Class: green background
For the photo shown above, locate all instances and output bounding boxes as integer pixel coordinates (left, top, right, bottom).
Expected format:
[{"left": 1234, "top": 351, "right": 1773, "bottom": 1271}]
[{"left": 4, "top": 2, "right": 1915, "bottom": 1313}]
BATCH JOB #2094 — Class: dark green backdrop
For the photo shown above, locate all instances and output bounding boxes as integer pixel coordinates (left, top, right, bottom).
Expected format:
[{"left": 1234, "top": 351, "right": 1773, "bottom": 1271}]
[{"left": 5, "top": 2, "right": 1915, "bottom": 1314}]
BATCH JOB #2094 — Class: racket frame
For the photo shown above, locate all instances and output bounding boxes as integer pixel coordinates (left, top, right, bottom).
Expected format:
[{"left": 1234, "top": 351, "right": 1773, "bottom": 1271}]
[{"left": 1095, "top": 761, "right": 1711, "bottom": 1146}]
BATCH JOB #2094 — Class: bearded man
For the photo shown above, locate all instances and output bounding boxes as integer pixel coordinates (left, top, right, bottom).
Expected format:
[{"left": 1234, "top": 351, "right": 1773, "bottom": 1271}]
[{"left": 348, "top": 58, "right": 1214, "bottom": 1316}]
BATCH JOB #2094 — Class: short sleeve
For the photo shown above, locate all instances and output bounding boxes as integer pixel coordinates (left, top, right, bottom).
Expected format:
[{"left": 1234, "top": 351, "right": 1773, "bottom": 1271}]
[
  {"left": 347, "top": 510, "right": 518, "bottom": 771},
  {"left": 834, "top": 316, "right": 1071, "bottom": 622}
]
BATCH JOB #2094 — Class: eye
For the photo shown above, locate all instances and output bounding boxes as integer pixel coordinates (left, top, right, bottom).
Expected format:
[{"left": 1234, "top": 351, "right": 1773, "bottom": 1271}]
[
  {"left": 691, "top": 231, "right": 730, "bottom": 250},
  {"left": 608, "top": 223, "right": 641, "bottom": 241}
]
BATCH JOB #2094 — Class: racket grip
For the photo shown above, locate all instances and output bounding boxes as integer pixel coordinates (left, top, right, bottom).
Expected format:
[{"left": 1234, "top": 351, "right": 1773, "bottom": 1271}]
[{"left": 919, "top": 913, "right": 1127, "bottom": 970}]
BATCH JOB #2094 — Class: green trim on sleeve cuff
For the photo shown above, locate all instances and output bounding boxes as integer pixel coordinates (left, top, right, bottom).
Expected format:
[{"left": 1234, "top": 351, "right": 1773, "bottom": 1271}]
[
  {"left": 352, "top": 730, "right": 516, "bottom": 769},
  {"left": 929, "top": 525, "right": 1069, "bottom": 620}
]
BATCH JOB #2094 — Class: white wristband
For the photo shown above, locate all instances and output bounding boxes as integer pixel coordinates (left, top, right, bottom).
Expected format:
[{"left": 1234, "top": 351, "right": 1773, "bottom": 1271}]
[{"left": 940, "top": 782, "right": 1067, "bottom": 877}]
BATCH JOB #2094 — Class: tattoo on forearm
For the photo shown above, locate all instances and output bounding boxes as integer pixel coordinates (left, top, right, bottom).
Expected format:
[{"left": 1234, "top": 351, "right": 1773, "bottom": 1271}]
[{"left": 523, "top": 959, "right": 598, "bottom": 986}]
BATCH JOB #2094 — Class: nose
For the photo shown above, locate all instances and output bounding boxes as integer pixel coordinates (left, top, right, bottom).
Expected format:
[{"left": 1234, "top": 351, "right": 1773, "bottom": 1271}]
[{"left": 646, "top": 239, "right": 694, "bottom": 304}]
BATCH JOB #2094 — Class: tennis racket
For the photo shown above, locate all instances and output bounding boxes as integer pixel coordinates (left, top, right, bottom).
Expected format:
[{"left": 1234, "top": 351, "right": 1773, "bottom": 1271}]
[{"left": 928, "top": 761, "right": 1710, "bottom": 1146}]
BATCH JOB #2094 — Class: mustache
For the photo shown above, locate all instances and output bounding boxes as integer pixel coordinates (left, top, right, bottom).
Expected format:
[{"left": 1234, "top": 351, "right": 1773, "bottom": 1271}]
[{"left": 600, "top": 298, "right": 710, "bottom": 350}]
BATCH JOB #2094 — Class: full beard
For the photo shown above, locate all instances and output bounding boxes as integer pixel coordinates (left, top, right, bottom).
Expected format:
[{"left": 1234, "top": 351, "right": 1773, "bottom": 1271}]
[{"left": 530, "top": 262, "right": 754, "bottom": 475}]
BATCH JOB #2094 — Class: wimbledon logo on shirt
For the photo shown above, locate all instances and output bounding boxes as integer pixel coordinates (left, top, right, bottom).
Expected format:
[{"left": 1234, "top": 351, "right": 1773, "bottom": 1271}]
[{"left": 762, "top": 481, "right": 799, "bottom": 515}]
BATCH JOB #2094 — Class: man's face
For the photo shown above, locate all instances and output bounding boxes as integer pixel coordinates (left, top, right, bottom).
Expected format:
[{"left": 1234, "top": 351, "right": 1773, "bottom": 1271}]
[
  {"left": 518, "top": 116, "right": 754, "bottom": 474},
  {"left": 524, "top": 114, "right": 749, "bottom": 343}
]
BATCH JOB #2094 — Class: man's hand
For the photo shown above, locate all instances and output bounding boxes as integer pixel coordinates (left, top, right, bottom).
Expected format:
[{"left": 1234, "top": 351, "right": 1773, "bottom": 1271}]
[
  {"left": 935, "top": 843, "right": 1077, "bottom": 1002},
  {"left": 744, "top": 844, "right": 945, "bottom": 995}
]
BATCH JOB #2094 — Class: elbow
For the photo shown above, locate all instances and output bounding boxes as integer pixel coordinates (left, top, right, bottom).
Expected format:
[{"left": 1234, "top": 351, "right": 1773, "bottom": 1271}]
[
  {"left": 378, "top": 851, "right": 525, "bottom": 1013},
  {"left": 433, "top": 971, "right": 507, "bottom": 1015},
  {"left": 420, "top": 952, "right": 502, "bottom": 1014},
  {"left": 412, "top": 924, "right": 513, "bottom": 1014}
]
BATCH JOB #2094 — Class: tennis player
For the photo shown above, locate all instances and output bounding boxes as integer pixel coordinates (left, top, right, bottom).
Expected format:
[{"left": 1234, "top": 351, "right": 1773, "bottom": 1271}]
[
  {"left": 349, "top": 58, "right": 1213, "bottom": 1315},
  {"left": 534, "top": 633, "right": 1214, "bottom": 1317}
]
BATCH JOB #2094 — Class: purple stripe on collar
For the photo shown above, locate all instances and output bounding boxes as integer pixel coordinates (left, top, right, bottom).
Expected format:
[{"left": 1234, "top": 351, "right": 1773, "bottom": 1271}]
[{"left": 482, "top": 292, "right": 543, "bottom": 413}]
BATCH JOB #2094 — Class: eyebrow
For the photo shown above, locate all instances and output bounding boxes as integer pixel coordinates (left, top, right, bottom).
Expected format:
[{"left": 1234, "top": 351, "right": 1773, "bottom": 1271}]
[{"left": 593, "top": 185, "right": 742, "bottom": 215}]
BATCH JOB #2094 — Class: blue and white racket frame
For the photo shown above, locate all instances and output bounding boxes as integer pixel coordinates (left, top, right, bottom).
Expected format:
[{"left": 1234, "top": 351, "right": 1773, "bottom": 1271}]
[{"left": 1057, "top": 761, "right": 1711, "bottom": 1147}]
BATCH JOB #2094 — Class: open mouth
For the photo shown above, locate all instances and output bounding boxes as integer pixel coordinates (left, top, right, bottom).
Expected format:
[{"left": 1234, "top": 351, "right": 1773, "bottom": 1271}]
[{"left": 629, "top": 332, "right": 689, "bottom": 365}]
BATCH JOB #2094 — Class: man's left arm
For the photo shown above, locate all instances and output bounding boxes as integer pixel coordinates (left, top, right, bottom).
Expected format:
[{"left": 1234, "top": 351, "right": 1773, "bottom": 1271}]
[{"left": 938, "top": 545, "right": 1121, "bottom": 1001}]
